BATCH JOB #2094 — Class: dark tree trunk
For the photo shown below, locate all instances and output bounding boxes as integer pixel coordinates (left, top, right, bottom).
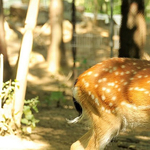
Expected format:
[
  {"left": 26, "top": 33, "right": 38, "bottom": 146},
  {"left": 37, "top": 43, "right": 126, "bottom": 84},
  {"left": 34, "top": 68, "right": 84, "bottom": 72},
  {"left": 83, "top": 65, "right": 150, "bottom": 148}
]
[
  {"left": 118, "top": 0, "right": 146, "bottom": 59},
  {"left": 71, "top": 0, "right": 77, "bottom": 79},
  {"left": 0, "top": 0, "right": 12, "bottom": 81}
]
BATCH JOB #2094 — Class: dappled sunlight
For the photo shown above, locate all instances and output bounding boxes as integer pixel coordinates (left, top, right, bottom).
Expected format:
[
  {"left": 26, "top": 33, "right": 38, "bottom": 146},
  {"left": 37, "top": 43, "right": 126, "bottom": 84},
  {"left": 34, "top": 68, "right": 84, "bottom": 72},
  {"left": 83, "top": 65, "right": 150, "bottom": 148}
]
[
  {"left": 136, "top": 135, "right": 150, "bottom": 141},
  {"left": 101, "top": 31, "right": 109, "bottom": 37},
  {"left": 63, "top": 20, "right": 72, "bottom": 43}
]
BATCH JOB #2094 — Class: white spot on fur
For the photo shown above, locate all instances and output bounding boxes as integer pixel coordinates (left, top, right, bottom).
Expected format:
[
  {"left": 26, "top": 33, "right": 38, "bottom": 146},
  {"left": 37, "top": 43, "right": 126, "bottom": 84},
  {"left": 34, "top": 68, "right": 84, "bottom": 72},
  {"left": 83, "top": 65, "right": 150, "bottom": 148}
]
[
  {"left": 133, "top": 106, "right": 137, "bottom": 110},
  {"left": 109, "top": 69, "right": 113, "bottom": 73},
  {"left": 103, "top": 68, "right": 109, "bottom": 72},
  {"left": 106, "top": 109, "right": 111, "bottom": 113},
  {"left": 121, "top": 101, "right": 137, "bottom": 109},
  {"left": 109, "top": 103, "right": 113, "bottom": 107},
  {"left": 95, "top": 98, "right": 99, "bottom": 106},
  {"left": 73, "top": 87, "right": 78, "bottom": 98},
  {"left": 115, "top": 72, "right": 119, "bottom": 75},
  {"left": 118, "top": 88, "right": 121, "bottom": 91},
  {"left": 126, "top": 71, "right": 130, "bottom": 74},
  {"left": 85, "top": 82, "right": 89, "bottom": 87},
  {"left": 113, "top": 66, "right": 117, "bottom": 71},
  {"left": 121, "top": 101, "right": 126, "bottom": 106},
  {"left": 121, "top": 79, "right": 124, "bottom": 82},
  {"left": 82, "top": 78, "right": 85, "bottom": 83},
  {"left": 135, "top": 87, "right": 139, "bottom": 90},
  {"left": 101, "top": 106, "right": 105, "bottom": 111},
  {"left": 137, "top": 88, "right": 145, "bottom": 91},
  {"left": 91, "top": 94, "right": 95, "bottom": 100},
  {"left": 98, "top": 79, "right": 102, "bottom": 83},
  {"left": 137, "top": 67, "right": 141, "bottom": 69},
  {"left": 129, "top": 87, "right": 133, "bottom": 91},
  {"left": 144, "top": 91, "right": 149, "bottom": 94},
  {"left": 121, "top": 65, "right": 125, "bottom": 68},
  {"left": 124, "top": 82, "right": 128, "bottom": 85},
  {"left": 87, "top": 71, "right": 92, "bottom": 75},
  {"left": 115, "top": 85, "right": 118, "bottom": 88},
  {"left": 94, "top": 73, "right": 98, "bottom": 77},
  {"left": 138, "top": 75, "right": 142, "bottom": 78},
  {"left": 120, "top": 72, "right": 124, "bottom": 75},
  {"left": 101, "top": 95, "right": 106, "bottom": 101},
  {"left": 126, "top": 104, "right": 132, "bottom": 108},
  {"left": 102, "top": 78, "right": 107, "bottom": 81},
  {"left": 102, "top": 87, "right": 106, "bottom": 91},
  {"left": 106, "top": 89, "right": 111, "bottom": 93},
  {"left": 95, "top": 84, "right": 98, "bottom": 88},
  {"left": 112, "top": 96, "right": 116, "bottom": 101},
  {"left": 88, "top": 91, "right": 91, "bottom": 96},
  {"left": 108, "top": 82, "right": 115, "bottom": 86}
]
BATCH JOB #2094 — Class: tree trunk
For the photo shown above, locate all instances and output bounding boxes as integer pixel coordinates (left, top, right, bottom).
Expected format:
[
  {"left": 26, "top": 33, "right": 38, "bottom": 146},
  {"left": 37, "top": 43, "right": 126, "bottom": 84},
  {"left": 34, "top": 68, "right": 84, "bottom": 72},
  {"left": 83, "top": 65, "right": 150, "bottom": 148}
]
[
  {"left": 93, "top": 0, "right": 98, "bottom": 25},
  {"left": 71, "top": 0, "right": 77, "bottom": 80},
  {"left": 0, "top": 0, "right": 12, "bottom": 81},
  {"left": 14, "top": 0, "right": 40, "bottom": 128},
  {"left": 118, "top": 0, "right": 146, "bottom": 59},
  {"left": 47, "top": 0, "right": 67, "bottom": 74}
]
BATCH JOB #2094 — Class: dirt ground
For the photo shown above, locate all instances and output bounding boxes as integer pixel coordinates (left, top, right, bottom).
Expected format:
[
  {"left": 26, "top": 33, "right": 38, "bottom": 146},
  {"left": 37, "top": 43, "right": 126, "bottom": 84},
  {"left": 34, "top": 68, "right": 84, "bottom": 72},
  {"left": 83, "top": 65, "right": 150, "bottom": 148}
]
[{"left": 1, "top": 20, "right": 150, "bottom": 150}]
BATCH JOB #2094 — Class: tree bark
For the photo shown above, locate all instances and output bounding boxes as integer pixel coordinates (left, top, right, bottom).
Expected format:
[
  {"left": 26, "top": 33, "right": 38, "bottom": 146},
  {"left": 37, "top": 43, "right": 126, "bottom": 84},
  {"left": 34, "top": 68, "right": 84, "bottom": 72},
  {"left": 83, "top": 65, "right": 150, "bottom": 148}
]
[
  {"left": 14, "top": 0, "right": 40, "bottom": 128},
  {"left": 93, "top": 0, "right": 98, "bottom": 25},
  {"left": 0, "top": 0, "right": 12, "bottom": 81},
  {"left": 118, "top": 0, "right": 146, "bottom": 59},
  {"left": 47, "top": 0, "right": 67, "bottom": 74}
]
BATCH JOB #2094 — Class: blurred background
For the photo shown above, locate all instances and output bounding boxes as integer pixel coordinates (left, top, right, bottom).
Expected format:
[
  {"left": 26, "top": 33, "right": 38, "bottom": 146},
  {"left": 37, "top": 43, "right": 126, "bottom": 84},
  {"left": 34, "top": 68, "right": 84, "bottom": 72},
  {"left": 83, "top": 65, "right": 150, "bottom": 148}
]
[{"left": 0, "top": 0, "right": 150, "bottom": 149}]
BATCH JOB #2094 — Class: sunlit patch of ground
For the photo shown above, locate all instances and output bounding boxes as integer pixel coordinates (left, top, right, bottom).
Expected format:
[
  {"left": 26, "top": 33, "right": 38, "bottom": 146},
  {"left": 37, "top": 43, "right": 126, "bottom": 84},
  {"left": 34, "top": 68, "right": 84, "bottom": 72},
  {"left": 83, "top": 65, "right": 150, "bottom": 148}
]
[{"left": 0, "top": 135, "right": 50, "bottom": 150}]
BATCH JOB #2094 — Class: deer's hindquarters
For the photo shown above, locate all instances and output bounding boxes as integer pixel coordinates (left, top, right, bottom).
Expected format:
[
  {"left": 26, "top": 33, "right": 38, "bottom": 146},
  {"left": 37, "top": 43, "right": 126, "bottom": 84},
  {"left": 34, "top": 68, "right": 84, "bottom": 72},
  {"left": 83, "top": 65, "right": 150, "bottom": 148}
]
[{"left": 71, "top": 58, "right": 150, "bottom": 150}]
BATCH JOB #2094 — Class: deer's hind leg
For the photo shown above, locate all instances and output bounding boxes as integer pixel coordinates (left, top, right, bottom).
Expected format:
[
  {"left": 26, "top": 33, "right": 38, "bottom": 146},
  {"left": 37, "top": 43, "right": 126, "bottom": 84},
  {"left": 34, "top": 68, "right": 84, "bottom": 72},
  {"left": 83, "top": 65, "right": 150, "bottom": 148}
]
[
  {"left": 85, "top": 114, "right": 122, "bottom": 150},
  {"left": 70, "top": 129, "right": 93, "bottom": 150}
]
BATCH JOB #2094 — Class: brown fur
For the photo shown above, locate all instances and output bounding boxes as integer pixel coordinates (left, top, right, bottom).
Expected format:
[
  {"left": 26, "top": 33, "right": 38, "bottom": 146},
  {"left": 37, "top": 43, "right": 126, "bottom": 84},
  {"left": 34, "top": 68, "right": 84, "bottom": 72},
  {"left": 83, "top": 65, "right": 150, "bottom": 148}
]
[{"left": 70, "top": 58, "right": 150, "bottom": 150}]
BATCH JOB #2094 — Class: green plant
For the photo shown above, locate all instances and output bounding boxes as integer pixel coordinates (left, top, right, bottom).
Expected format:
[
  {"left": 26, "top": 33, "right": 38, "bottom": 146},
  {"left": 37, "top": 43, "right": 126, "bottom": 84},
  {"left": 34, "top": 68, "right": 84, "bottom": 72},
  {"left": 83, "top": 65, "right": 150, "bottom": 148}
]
[
  {"left": 0, "top": 80, "right": 39, "bottom": 135},
  {"left": 44, "top": 91, "right": 66, "bottom": 107},
  {"left": 21, "top": 97, "right": 39, "bottom": 134},
  {"left": 0, "top": 80, "right": 17, "bottom": 135},
  {"left": 76, "top": 57, "right": 90, "bottom": 71}
]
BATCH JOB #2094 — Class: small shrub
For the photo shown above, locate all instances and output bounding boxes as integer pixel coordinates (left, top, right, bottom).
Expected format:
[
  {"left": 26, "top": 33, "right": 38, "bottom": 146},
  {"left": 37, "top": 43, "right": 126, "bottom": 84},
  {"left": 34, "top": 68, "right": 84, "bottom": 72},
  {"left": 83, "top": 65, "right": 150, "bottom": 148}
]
[
  {"left": 44, "top": 91, "right": 65, "bottom": 107},
  {"left": 21, "top": 97, "right": 39, "bottom": 134},
  {"left": 0, "top": 80, "right": 39, "bottom": 135}
]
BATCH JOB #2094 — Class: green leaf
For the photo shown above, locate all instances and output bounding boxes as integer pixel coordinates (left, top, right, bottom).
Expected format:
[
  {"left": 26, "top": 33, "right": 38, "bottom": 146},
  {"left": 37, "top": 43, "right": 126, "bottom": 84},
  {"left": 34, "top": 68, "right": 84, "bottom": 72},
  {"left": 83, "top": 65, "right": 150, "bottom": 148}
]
[
  {"left": 26, "top": 113, "right": 34, "bottom": 120},
  {"left": 83, "top": 59, "right": 87, "bottom": 64},
  {"left": 50, "top": 91, "right": 64, "bottom": 101},
  {"left": 21, "top": 118, "right": 29, "bottom": 125},
  {"left": 23, "top": 106, "right": 31, "bottom": 114}
]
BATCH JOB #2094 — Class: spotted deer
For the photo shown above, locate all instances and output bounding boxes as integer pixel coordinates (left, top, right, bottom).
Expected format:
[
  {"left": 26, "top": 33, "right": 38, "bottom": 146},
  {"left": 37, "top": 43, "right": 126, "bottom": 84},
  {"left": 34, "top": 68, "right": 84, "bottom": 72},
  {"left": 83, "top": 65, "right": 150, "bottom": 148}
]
[{"left": 69, "top": 57, "right": 150, "bottom": 150}]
